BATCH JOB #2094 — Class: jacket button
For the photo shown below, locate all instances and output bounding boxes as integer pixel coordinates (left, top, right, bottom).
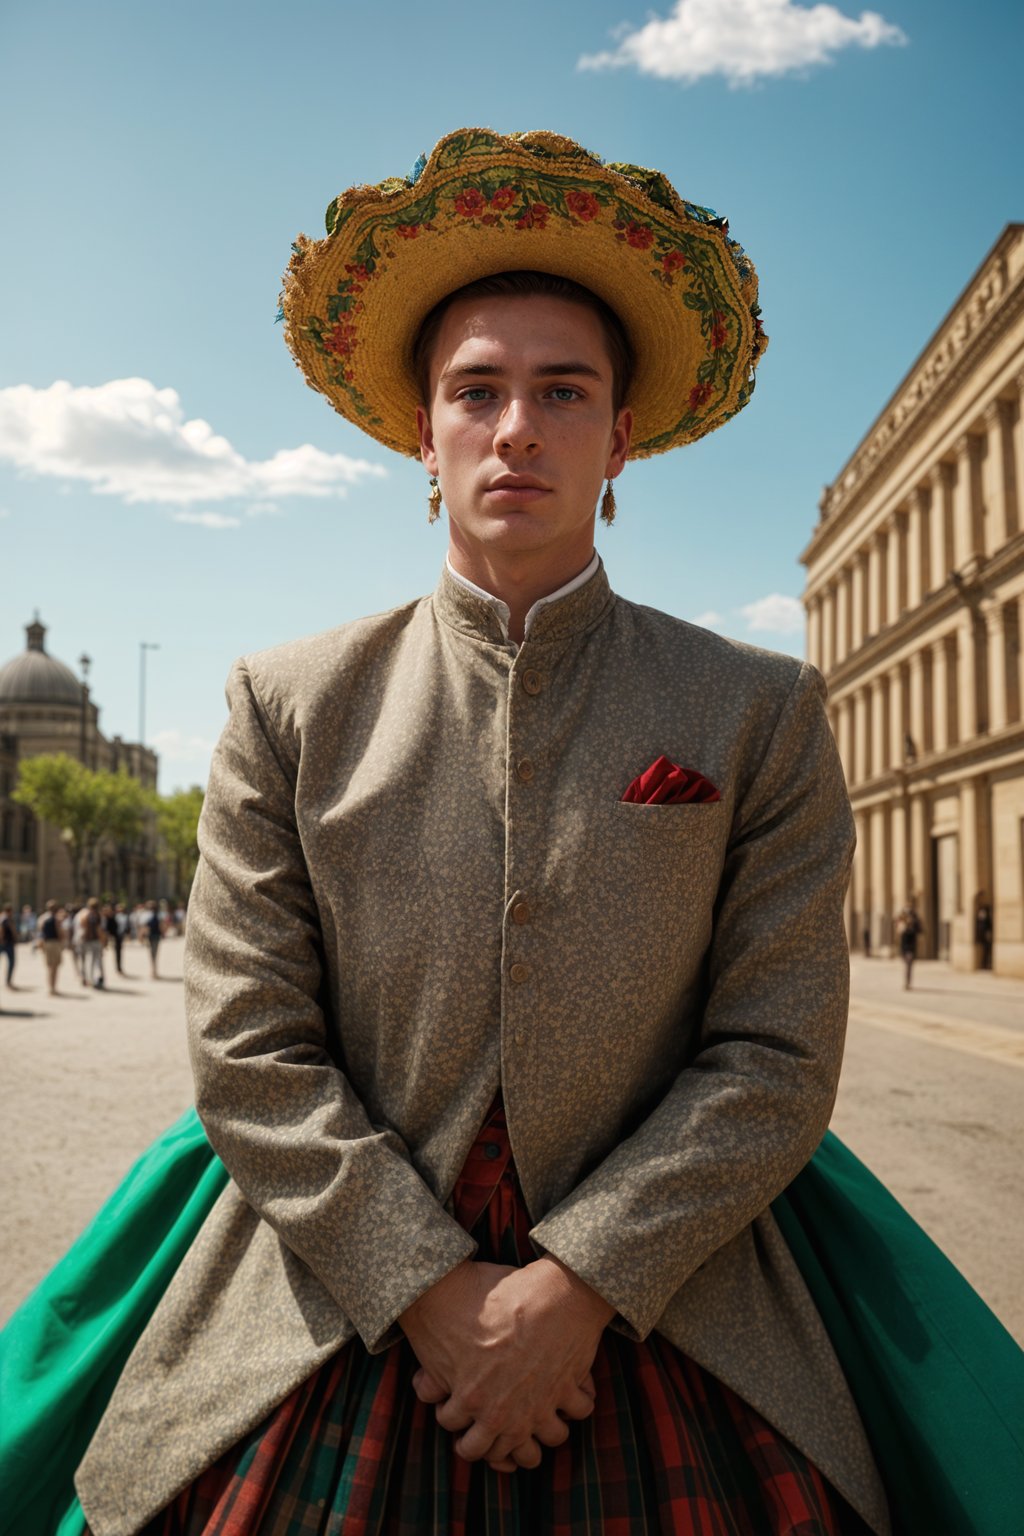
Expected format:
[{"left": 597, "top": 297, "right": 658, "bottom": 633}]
[
  {"left": 516, "top": 757, "right": 535, "bottom": 782},
  {"left": 509, "top": 961, "right": 530, "bottom": 983},
  {"left": 511, "top": 901, "right": 531, "bottom": 925},
  {"left": 521, "top": 669, "right": 543, "bottom": 695}
]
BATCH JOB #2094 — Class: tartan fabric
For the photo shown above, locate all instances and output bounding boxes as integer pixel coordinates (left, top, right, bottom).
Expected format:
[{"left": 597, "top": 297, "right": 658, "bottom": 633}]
[{"left": 126, "top": 1098, "right": 869, "bottom": 1536}]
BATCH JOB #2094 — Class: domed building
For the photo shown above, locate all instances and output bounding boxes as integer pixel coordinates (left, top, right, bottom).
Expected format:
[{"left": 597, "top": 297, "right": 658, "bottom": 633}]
[{"left": 0, "top": 616, "right": 163, "bottom": 909}]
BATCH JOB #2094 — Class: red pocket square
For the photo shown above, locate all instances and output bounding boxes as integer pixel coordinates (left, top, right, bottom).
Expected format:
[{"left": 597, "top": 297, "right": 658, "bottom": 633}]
[{"left": 622, "top": 755, "right": 721, "bottom": 805}]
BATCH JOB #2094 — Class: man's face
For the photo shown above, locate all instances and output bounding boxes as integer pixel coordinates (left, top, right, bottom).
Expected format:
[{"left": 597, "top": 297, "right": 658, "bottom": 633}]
[{"left": 417, "top": 294, "right": 631, "bottom": 572}]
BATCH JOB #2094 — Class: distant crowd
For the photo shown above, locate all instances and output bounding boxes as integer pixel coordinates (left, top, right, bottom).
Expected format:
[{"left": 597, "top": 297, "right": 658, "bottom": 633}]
[{"left": 0, "top": 898, "right": 187, "bottom": 996}]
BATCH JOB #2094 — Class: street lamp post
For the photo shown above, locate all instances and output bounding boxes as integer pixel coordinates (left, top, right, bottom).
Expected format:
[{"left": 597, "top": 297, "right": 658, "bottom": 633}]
[
  {"left": 139, "top": 642, "right": 160, "bottom": 751},
  {"left": 78, "top": 653, "right": 91, "bottom": 765}
]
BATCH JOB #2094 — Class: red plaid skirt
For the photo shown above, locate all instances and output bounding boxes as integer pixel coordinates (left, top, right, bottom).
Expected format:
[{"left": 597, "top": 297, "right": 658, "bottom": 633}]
[{"left": 133, "top": 1100, "right": 869, "bottom": 1535}]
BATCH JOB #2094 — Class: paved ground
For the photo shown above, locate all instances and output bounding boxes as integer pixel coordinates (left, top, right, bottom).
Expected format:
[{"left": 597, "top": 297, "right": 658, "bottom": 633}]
[{"left": 1, "top": 942, "right": 1021, "bottom": 1342}]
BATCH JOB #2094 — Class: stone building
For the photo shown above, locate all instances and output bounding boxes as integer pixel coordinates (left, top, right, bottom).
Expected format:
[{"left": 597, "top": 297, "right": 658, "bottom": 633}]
[
  {"left": 0, "top": 616, "right": 163, "bottom": 909},
  {"left": 802, "top": 224, "right": 1024, "bottom": 977}
]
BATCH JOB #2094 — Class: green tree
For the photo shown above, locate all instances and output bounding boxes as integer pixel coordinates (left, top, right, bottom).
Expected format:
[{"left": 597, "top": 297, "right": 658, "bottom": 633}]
[
  {"left": 96, "top": 770, "right": 153, "bottom": 896},
  {"left": 154, "top": 785, "right": 204, "bottom": 900},
  {"left": 13, "top": 754, "right": 111, "bottom": 894}
]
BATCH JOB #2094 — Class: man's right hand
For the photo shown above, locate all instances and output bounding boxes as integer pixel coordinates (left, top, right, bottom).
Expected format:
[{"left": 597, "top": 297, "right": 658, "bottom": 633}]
[{"left": 398, "top": 1257, "right": 602, "bottom": 1471}]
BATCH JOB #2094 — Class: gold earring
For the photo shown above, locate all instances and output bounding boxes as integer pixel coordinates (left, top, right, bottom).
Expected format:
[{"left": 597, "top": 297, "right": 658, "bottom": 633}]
[
  {"left": 600, "top": 479, "right": 617, "bottom": 527},
  {"left": 427, "top": 476, "right": 442, "bottom": 524}
]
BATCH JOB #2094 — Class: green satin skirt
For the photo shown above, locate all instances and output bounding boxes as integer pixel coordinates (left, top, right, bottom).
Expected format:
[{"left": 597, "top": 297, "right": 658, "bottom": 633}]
[{"left": 1, "top": 1111, "right": 1021, "bottom": 1536}]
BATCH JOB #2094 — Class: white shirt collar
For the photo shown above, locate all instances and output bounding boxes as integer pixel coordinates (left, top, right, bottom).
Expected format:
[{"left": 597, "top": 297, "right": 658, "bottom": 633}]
[{"left": 444, "top": 551, "right": 600, "bottom": 645}]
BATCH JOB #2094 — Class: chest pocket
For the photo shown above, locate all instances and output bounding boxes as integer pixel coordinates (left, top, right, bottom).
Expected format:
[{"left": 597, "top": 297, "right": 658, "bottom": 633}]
[{"left": 602, "top": 799, "right": 730, "bottom": 958}]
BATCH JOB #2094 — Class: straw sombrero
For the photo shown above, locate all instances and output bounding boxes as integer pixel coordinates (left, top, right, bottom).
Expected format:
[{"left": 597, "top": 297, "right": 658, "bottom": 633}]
[{"left": 281, "top": 128, "right": 767, "bottom": 459}]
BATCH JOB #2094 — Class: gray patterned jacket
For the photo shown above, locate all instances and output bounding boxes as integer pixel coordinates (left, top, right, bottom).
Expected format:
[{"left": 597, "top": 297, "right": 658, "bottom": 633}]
[{"left": 76, "top": 559, "right": 888, "bottom": 1535}]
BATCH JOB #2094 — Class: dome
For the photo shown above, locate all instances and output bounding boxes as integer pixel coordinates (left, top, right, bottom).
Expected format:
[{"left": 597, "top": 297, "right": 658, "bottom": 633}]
[{"left": 0, "top": 617, "right": 84, "bottom": 707}]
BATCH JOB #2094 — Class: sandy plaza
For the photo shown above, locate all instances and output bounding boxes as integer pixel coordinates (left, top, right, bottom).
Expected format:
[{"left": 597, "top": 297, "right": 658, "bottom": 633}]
[{"left": 2, "top": 939, "right": 1021, "bottom": 1345}]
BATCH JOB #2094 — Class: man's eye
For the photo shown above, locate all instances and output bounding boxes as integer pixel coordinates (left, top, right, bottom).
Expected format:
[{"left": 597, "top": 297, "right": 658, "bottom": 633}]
[
  {"left": 549, "top": 387, "right": 581, "bottom": 402},
  {"left": 460, "top": 387, "right": 493, "bottom": 402}
]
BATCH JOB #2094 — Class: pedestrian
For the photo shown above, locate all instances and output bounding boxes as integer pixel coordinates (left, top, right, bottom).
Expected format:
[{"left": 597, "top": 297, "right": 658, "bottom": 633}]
[
  {"left": 975, "top": 896, "right": 993, "bottom": 970},
  {"left": 79, "top": 897, "right": 105, "bottom": 989},
  {"left": 101, "top": 903, "right": 121, "bottom": 977},
  {"left": 37, "top": 898, "right": 64, "bottom": 995},
  {"left": 0, "top": 903, "right": 17, "bottom": 989},
  {"left": 112, "top": 901, "right": 129, "bottom": 975},
  {"left": 144, "top": 899, "right": 162, "bottom": 979},
  {"left": 896, "top": 901, "right": 923, "bottom": 990},
  {"left": 7, "top": 128, "right": 1021, "bottom": 1536},
  {"left": 19, "top": 903, "right": 38, "bottom": 943}
]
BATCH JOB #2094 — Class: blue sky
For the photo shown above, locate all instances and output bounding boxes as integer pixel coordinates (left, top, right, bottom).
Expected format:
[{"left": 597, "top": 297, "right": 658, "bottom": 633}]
[{"left": 2, "top": 0, "right": 1020, "bottom": 791}]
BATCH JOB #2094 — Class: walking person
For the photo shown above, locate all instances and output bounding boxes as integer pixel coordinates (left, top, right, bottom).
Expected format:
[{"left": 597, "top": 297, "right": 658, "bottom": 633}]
[
  {"left": 896, "top": 901, "right": 923, "bottom": 990},
  {"left": 112, "top": 902, "right": 129, "bottom": 975},
  {"left": 37, "top": 900, "right": 64, "bottom": 995},
  {"left": 101, "top": 903, "right": 121, "bottom": 977},
  {"left": 144, "top": 900, "right": 162, "bottom": 980},
  {"left": 0, "top": 903, "right": 17, "bottom": 990},
  {"left": 79, "top": 898, "right": 105, "bottom": 989},
  {"left": 975, "top": 896, "right": 993, "bottom": 970}
]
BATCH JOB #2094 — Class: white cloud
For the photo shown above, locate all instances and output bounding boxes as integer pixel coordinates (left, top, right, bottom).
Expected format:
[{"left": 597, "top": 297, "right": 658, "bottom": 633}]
[
  {"left": 690, "top": 609, "right": 725, "bottom": 629},
  {"left": 0, "top": 378, "right": 386, "bottom": 507},
  {"left": 740, "top": 593, "right": 805, "bottom": 633},
  {"left": 244, "top": 501, "right": 283, "bottom": 518},
  {"left": 150, "top": 728, "right": 217, "bottom": 761},
  {"left": 171, "top": 511, "right": 242, "bottom": 530},
  {"left": 0, "top": 506, "right": 10, "bottom": 518},
  {"left": 579, "top": 0, "right": 907, "bottom": 86}
]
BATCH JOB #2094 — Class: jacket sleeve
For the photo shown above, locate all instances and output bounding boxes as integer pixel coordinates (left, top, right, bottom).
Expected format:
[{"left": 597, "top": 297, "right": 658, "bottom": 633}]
[
  {"left": 185, "top": 659, "right": 476, "bottom": 1353},
  {"left": 529, "top": 660, "right": 856, "bottom": 1342}
]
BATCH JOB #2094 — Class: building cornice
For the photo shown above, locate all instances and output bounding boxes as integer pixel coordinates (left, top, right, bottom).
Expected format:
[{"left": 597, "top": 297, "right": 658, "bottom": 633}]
[
  {"left": 802, "top": 224, "right": 1024, "bottom": 566},
  {"left": 849, "top": 723, "right": 1024, "bottom": 807}
]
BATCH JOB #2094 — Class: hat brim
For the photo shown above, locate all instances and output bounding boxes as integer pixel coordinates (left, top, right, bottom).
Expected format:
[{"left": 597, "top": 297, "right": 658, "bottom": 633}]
[{"left": 281, "top": 129, "right": 767, "bottom": 459}]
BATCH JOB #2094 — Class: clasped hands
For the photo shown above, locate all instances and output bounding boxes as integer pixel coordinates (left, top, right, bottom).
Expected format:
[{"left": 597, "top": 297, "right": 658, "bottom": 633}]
[{"left": 399, "top": 1255, "right": 615, "bottom": 1474}]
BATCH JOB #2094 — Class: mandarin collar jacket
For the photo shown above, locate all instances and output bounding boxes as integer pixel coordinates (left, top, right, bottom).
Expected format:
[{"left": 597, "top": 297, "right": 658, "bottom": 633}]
[{"left": 77, "top": 560, "right": 888, "bottom": 1536}]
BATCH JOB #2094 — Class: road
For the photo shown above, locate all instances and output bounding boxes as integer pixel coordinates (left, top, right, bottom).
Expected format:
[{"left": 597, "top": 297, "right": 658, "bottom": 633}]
[{"left": 1, "top": 942, "right": 1021, "bottom": 1342}]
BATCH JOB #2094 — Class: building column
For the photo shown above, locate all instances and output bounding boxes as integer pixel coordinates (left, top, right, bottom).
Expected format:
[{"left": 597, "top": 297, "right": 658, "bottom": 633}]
[
  {"left": 909, "top": 790, "right": 931, "bottom": 952},
  {"left": 891, "top": 794, "right": 908, "bottom": 923},
  {"left": 984, "top": 397, "right": 1018, "bottom": 544},
  {"left": 888, "top": 663, "right": 906, "bottom": 769},
  {"left": 867, "top": 533, "right": 883, "bottom": 636},
  {"left": 929, "top": 461, "right": 955, "bottom": 589},
  {"left": 807, "top": 594, "right": 822, "bottom": 672},
  {"left": 821, "top": 583, "right": 836, "bottom": 674},
  {"left": 983, "top": 600, "right": 1008, "bottom": 733},
  {"left": 835, "top": 570, "right": 850, "bottom": 665},
  {"left": 853, "top": 809, "right": 870, "bottom": 951},
  {"left": 886, "top": 508, "right": 906, "bottom": 623},
  {"left": 870, "top": 802, "right": 892, "bottom": 953},
  {"left": 837, "top": 696, "right": 854, "bottom": 785},
  {"left": 931, "top": 635, "right": 952, "bottom": 752},
  {"left": 853, "top": 685, "right": 869, "bottom": 785},
  {"left": 907, "top": 653, "right": 926, "bottom": 761},
  {"left": 906, "top": 485, "right": 929, "bottom": 607},
  {"left": 952, "top": 777, "right": 983, "bottom": 971},
  {"left": 870, "top": 676, "right": 888, "bottom": 779},
  {"left": 953, "top": 432, "right": 985, "bottom": 567},
  {"left": 956, "top": 612, "right": 980, "bottom": 740},
  {"left": 1011, "top": 597, "right": 1024, "bottom": 725},
  {"left": 851, "top": 553, "right": 867, "bottom": 651}
]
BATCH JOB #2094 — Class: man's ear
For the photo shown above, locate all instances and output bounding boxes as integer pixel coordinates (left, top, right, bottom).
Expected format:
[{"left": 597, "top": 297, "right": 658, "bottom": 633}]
[
  {"left": 417, "top": 405, "right": 438, "bottom": 475},
  {"left": 605, "top": 407, "right": 633, "bottom": 479}
]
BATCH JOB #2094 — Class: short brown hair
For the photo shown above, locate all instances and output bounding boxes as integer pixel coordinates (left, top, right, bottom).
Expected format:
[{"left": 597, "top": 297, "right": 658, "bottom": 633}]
[{"left": 412, "top": 270, "right": 635, "bottom": 415}]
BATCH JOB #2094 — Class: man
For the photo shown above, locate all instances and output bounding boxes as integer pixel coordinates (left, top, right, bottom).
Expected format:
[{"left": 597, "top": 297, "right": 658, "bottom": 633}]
[
  {"left": 75, "top": 131, "right": 885, "bottom": 1534},
  {"left": 0, "top": 903, "right": 17, "bottom": 989}
]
